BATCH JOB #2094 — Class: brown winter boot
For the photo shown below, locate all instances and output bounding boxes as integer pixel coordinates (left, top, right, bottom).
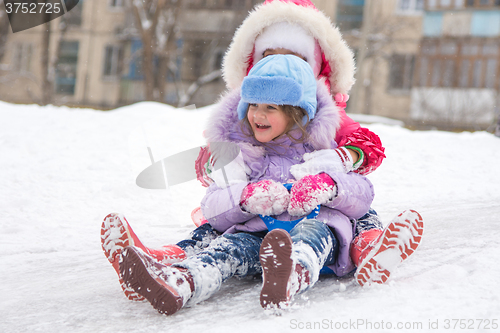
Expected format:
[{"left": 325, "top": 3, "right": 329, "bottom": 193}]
[
  {"left": 101, "top": 213, "right": 187, "bottom": 301},
  {"left": 259, "top": 229, "right": 311, "bottom": 309},
  {"left": 352, "top": 210, "right": 424, "bottom": 286},
  {"left": 119, "top": 246, "right": 194, "bottom": 315}
]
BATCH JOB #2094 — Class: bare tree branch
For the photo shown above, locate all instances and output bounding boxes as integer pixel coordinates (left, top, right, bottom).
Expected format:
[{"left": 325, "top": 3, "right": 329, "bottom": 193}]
[{"left": 178, "top": 69, "right": 221, "bottom": 108}]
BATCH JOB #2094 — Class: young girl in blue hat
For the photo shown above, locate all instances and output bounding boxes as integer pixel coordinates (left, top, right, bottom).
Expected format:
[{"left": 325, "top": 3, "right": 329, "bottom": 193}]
[
  {"left": 118, "top": 54, "right": 377, "bottom": 314},
  {"left": 102, "top": 0, "right": 424, "bottom": 305}
]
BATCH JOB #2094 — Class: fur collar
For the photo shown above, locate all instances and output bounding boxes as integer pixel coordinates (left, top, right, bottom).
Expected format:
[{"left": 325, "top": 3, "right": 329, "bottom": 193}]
[{"left": 204, "top": 82, "right": 340, "bottom": 162}]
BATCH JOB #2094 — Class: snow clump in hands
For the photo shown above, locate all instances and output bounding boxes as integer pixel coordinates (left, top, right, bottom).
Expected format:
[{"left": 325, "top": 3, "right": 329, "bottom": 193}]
[
  {"left": 240, "top": 179, "right": 290, "bottom": 216},
  {"left": 288, "top": 173, "right": 337, "bottom": 216}
]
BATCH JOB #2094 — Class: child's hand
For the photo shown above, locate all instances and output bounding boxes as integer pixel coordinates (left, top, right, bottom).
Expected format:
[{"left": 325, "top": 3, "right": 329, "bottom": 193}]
[
  {"left": 290, "top": 148, "right": 354, "bottom": 181},
  {"left": 288, "top": 173, "right": 337, "bottom": 216},
  {"left": 240, "top": 180, "right": 290, "bottom": 216}
]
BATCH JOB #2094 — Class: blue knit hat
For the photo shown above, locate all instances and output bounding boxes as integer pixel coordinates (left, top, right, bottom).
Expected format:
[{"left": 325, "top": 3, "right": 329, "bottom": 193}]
[{"left": 237, "top": 54, "right": 317, "bottom": 123}]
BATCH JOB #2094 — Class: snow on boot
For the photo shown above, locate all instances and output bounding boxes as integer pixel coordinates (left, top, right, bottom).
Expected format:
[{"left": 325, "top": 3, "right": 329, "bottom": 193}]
[
  {"left": 259, "top": 229, "right": 311, "bottom": 309},
  {"left": 119, "top": 246, "right": 194, "bottom": 316},
  {"left": 100, "top": 213, "right": 187, "bottom": 301},
  {"left": 354, "top": 210, "right": 424, "bottom": 286}
]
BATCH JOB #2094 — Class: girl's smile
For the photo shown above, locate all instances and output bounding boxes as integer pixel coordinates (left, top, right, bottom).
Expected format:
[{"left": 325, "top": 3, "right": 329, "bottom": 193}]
[{"left": 247, "top": 103, "right": 289, "bottom": 143}]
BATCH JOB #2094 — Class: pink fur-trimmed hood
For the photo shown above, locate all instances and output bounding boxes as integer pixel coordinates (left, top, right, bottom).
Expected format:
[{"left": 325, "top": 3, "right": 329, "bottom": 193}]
[{"left": 222, "top": 0, "right": 356, "bottom": 96}]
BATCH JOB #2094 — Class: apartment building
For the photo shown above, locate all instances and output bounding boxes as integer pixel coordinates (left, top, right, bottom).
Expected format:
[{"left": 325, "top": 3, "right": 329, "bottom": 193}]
[
  {"left": 2, "top": 0, "right": 497, "bottom": 130},
  {"left": 411, "top": 0, "right": 500, "bottom": 130},
  {"left": 336, "top": 0, "right": 424, "bottom": 123},
  {"left": 339, "top": 0, "right": 499, "bottom": 130},
  {"left": 0, "top": 0, "right": 262, "bottom": 109}
]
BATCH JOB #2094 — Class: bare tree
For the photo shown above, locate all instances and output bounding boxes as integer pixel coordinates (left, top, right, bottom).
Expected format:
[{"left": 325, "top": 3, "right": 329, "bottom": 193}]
[
  {"left": 40, "top": 3, "right": 52, "bottom": 105},
  {"left": 128, "top": 0, "right": 183, "bottom": 101},
  {"left": 175, "top": 38, "right": 222, "bottom": 108},
  {"left": 349, "top": 0, "right": 421, "bottom": 115},
  {"left": 0, "top": 0, "right": 10, "bottom": 63},
  {"left": 127, "top": 0, "right": 230, "bottom": 107}
]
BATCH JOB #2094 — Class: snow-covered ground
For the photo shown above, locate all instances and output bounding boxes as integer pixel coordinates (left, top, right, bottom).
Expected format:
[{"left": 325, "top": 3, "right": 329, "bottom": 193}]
[{"left": 1, "top": 101, "right": 499, "bottom": 333}]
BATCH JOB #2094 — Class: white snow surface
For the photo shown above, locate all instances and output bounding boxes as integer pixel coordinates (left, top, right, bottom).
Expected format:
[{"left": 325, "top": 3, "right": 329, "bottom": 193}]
[{"left": 1, "top": 101, "right": 499, "bottom": 333}]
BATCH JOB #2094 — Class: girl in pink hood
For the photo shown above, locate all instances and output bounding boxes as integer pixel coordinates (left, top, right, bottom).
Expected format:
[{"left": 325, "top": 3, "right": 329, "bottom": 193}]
[{"left": 100, "top": 0, "right": 424, "bottom": 308}]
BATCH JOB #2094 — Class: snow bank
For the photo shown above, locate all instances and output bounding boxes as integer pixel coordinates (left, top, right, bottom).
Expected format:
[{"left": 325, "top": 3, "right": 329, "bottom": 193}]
[{"left": 1, "top": 101, "right": 499, "bottom": 333}]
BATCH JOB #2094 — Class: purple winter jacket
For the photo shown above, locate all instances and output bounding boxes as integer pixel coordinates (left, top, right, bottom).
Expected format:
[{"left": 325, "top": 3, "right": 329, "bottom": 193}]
[{"left": 200, "top": 83, "right": 375, "bottom": 277}]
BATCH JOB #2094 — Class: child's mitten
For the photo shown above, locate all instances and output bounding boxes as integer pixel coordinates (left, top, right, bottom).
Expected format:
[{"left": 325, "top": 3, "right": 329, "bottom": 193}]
[
  {"left": 290, "top": 148, "right": 356, "bottom": 181},
  {"left": 288, "top": 173, "right": 337, "bottom": 216},
  {"left": 240, "top": 180, "right": 290, "bottom": 216}
]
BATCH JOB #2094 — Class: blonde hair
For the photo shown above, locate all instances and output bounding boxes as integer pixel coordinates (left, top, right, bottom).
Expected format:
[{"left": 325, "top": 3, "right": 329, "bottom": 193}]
[{"left": 241, "top": 104, "right": 310, "bottom": 144}]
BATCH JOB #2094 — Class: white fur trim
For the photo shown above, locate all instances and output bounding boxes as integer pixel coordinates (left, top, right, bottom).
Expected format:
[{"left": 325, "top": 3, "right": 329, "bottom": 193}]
[
  {"left": 222, "top": 1, "right": 356, "bottom": 95},
  {"left": 253, "top": 22, "right": 320, "bottom": 76}
]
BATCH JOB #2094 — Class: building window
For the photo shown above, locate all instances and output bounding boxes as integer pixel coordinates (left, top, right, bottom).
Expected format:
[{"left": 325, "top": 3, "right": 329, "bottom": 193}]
[
  {"left": 416, "top": 37, "right": 500, "bottom": 89},
  {"left": 424, "top": 0, "right": 500, "bottom": 8},
  {"left": 223, "top": 0, "right": 243, "bottom": 8},
  {"left": 388, "top": 54, "right": 415, "bottom": 91},
  {"left": 485, "top": 58, "right": 497, "bottom": 87},
  {"left": 191, "top": 0, "right": 246, "bottom": 9},
  {"left": 398, "top": 0, "right": 424, "bottom": 13},
  {"left": 431, "top": 59, "right": 442, "bottom": 86},
  {"left": 423, "top": 12, "right": 443, "bottom": 36},
  {"left": 167, "top": 38, "right": 183, "bottom": 82},
  {"left": 103, "top": 45, "right": 124, "bottom": 77},
  {"left": 63, "top": 0, "right": 83, "bottom": 26},
  {"left": 337, "top": 0, "right": 365, "bottom": 31},
  {"left": 442, "top": 59, "right": 455, "bottom": 87},
  {"left": 214, "top": 50, "right": 224, "bottom": 71},
  {"left": 56, "top": 41, "right": 79, "bottom": 95},
  {"left": 463, "top": 0, "right": 500, "bottom": 6},
  {"left": 12, "top": 43, "right": 33, "bottom": 73},
  {"left": 471, "top": 11, "right": 500, "bottom": 36},
  {"left": 472, "top": 59, "right": 483, "bottom": 87},
  {"left": 110, "top": 0, "right": 124, "bottom": 7}
]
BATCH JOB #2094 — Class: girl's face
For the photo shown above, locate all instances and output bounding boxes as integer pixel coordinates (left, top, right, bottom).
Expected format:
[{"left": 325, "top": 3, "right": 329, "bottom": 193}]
[{"left": 247, "top": 103, "right": 290, "bottom": 143}]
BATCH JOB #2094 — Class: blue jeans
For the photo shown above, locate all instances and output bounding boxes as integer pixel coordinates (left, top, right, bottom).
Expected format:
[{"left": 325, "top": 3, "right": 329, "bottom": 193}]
[
  {"left": 179, "top": 219, "right": 337, "bottom": 282},
  {"left": 175, "top": 208, "right": 382, "bottom": 279},
  {"left": 354, "top": 208, "right": 384, "bottom": 237},
  {"left": 177, "top": 208, "right": 382, "bottom": 254},
  {"left": 290, "top": 219, "right": 338, "bottom": 269},
  {"left": 176, "top": 220, "right": 341, "bottom": 303},
  {"left": 176, "top": 223, "right": 221, "bottom": 255},
  {"left": 175, "top": 231, "right": 264, "bottom": 303}
]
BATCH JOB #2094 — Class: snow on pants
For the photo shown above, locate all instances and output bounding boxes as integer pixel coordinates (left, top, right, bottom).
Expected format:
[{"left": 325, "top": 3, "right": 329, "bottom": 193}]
[
  {"left": 174, "top": 231, "right": 264, "bottom": 304},
  {"left": 176, "top": 223, "right": 222, "bottom": 256},
  {"left": 175, "top": 208, "right": 382, "bottom": 258},
  {"left": 290, "top": 219, "right": 338, "bottom": 289},
  {"left": 175, "top": 219, "right": 339, "bottom": 304},
  {"left": 354, "top": 208, "right": 384, "bottom": 237}
]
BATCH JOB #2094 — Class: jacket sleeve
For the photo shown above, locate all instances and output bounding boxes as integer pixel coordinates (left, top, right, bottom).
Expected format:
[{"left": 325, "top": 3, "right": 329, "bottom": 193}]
[
  {"left": 200, "top": 181, "right": 256, "bottom": 233},
  {"left": 335, "top": 110, "right": 386, "bottom": 175},
  {"left": 322, "top": 171, "right": 375, "bottom": 220}
]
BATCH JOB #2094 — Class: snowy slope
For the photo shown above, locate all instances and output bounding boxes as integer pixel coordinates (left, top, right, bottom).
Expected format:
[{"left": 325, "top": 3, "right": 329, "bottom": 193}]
[{"left": 1, "top": 101, "right": 499, "bottom": 333}]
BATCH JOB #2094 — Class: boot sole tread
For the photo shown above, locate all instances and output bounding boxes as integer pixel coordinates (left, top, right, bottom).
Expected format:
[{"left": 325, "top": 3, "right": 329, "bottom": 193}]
[
  {"left": 259, "top": 229, "right": 294, "bottom": 309},
  {"left": 356, "top": 210, "right": 424, "bottom": 286},
  {"left": 101, "top": 213, "right": 145, "bottom": 301},
  {"left": 120, "top": 247, "right": 183, "bottom": 315}
]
